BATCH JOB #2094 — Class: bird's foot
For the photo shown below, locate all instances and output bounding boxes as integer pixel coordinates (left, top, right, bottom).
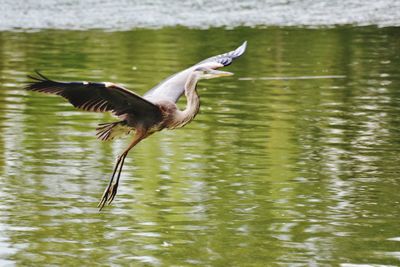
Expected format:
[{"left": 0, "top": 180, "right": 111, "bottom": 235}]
[{"left": 98, "top": 182, "right": 119, "bottom": 211}]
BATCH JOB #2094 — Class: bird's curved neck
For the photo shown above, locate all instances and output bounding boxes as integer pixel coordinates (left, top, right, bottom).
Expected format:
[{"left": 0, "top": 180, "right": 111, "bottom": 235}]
[{"left": 175, "top": 72, "right": 200, "bottom": 128}]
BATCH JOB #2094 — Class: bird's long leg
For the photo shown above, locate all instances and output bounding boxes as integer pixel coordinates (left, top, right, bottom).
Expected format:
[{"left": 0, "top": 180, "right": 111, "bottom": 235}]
[
  {"left": 97, "top": 153, "right": 126, "bottom": 210},
  {"left": 98, "top": 130, "right": 147, "bottom": 211},
  {"left": 106, "top": 150, "right": 128, "bottom": 204}
]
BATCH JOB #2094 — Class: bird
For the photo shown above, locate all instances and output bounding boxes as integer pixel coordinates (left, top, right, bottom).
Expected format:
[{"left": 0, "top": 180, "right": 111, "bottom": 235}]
[{"left": 25, "top": 41, "right": 247, "bottom": 210}]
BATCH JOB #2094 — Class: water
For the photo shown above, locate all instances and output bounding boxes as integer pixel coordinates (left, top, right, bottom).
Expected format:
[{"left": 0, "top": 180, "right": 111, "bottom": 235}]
[
  {"left": 1, "top": 26, "right": 400, "bottom": 266},
  {"left": 1, "top": 0, "right": 400, "bottom": 30}
]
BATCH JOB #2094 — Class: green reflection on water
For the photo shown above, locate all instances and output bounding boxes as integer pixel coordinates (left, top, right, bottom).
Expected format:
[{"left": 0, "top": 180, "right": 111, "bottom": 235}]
[{"left": 0, "top": 26, "right": 400, "bottom": 266}]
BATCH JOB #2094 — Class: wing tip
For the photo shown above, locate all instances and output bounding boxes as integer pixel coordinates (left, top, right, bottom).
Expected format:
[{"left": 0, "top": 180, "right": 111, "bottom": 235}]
[
  {"left": 26, "top": 70, "right": 52, "bottom": 84},
  {"left": 25, "top": 70, "right": 58, "bottom": 92},
  {"left": 234, "top": 41, "right": 247, "bottom": 57}
]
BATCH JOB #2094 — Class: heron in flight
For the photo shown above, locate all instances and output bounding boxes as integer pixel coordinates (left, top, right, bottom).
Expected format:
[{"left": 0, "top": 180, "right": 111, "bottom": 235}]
[{"left": 25, "top": 41, "right": 247, "bottom": 210}]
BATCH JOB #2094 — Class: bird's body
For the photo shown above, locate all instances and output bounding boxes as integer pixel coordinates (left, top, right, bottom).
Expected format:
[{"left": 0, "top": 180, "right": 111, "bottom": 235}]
[
  {"left": 94, "top": 70, "right": 203, "bottom": 142},
  {"left": 26, "top": 41, "right": 247, "bottom": 210}
]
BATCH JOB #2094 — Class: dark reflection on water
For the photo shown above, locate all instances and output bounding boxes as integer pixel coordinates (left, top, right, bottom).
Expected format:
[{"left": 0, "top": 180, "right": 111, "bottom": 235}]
[{"left": 0, "top": 27, "right": 400, "bottom": 266}]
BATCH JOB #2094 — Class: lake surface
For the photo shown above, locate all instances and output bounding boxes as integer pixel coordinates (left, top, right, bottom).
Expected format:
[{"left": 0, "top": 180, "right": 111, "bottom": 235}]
[
  {"left": 0, "top": 26, "right": 400, "bottom": 266},
  {"left": 1, "top": 0, "right": 400, "bottom": 30}
]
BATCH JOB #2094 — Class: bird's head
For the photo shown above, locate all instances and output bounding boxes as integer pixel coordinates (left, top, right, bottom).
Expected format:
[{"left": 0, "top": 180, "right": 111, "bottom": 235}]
[{"left": 193, "top": 67, "right": 233, "bottom": 80}]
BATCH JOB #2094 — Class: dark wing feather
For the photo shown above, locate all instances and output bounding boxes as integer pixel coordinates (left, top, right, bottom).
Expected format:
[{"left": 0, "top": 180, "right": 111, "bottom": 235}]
[{"left": 25, "top": 72, "right": 162, "bottom": 124}]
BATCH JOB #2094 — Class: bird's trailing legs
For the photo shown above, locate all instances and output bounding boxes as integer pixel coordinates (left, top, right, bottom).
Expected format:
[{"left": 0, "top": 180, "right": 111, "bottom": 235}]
[{"left": 98, "top": 130, "right": 147, "bottom": 211}]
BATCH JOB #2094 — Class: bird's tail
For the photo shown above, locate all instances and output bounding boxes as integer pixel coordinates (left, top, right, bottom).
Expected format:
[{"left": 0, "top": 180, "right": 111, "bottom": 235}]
[{"left": 96, "top": 121, "right": 133, "bottom": 141}]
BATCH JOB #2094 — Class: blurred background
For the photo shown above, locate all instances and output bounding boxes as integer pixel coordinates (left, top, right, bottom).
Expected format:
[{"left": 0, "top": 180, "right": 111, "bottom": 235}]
[{"left": 0, "top": 1, "right": 400, "bottom": 266}]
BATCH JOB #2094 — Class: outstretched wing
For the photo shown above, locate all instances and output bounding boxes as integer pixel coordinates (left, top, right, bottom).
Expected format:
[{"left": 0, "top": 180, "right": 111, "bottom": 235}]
[
  {"left": 143, "top": 41, "right": 247, "bottom": 103},
  {"left": 25, "top": 72, "right": 162, "bottom": 123},
  {"left": 196, "top": 41, "right": 247, "bottom": 67}
]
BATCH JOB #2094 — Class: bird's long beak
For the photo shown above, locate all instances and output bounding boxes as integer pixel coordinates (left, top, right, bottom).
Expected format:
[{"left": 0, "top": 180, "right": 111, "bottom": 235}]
[
  {"left": 206, "top": 69, "right": 234, "bottom": 79},
  {"left": 215, "top": 70, "right": 234, "bottom": 77}
]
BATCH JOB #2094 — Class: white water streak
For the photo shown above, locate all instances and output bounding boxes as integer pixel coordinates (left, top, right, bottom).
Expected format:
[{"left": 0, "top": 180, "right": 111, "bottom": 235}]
[{"left": 239, "top": 75, "right": 346, "bottom": 81}]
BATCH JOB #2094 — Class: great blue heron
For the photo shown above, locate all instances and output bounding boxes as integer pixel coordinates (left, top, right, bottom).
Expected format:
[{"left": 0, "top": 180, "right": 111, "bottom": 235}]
[{"left": 25, "top": 41, "right": 247, "bottom": 210}]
